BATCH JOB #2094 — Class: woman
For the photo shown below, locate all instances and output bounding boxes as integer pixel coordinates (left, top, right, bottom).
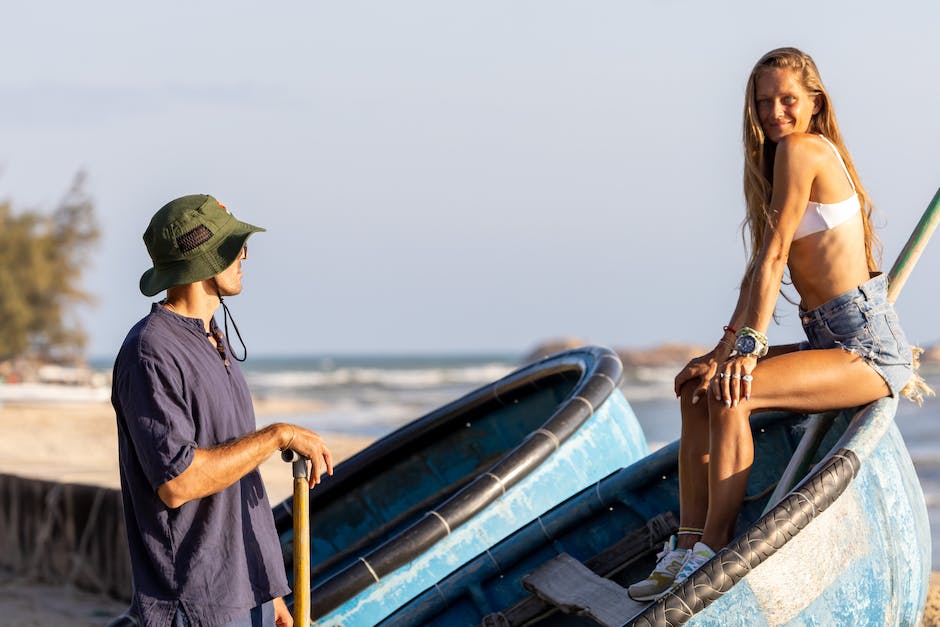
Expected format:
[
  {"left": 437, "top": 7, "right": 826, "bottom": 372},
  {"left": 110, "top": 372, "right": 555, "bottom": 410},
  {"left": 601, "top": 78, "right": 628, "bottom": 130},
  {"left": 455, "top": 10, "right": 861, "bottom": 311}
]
[{"left": 628, "top": 47, "right": 927, "bottom": 602}]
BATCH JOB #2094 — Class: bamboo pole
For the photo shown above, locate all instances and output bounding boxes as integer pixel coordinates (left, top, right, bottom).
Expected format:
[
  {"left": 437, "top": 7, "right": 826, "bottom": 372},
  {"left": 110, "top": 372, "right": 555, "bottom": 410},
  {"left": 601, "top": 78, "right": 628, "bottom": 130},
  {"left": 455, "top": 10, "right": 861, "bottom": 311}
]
[
  {"left": 283, "top": 450, "right": 310, "bottom": 627},
  {"left": 887, "top": 187, "right": 940, "bottom": 303}
]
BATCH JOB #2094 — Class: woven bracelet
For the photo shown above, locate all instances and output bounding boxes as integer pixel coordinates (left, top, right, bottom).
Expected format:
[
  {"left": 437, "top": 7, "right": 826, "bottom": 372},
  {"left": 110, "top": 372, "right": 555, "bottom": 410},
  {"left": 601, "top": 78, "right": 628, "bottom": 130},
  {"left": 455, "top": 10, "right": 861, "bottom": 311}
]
[{"left": 280, "top": 426, "right": 296, "bottom": 452}]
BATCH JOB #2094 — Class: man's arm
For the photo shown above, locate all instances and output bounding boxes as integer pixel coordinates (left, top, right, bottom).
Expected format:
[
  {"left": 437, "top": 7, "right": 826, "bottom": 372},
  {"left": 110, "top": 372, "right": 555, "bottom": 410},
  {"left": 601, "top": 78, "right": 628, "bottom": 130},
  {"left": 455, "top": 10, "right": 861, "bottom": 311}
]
[{"left": 157, "top": 423, "right": 333, "bottom": 509}]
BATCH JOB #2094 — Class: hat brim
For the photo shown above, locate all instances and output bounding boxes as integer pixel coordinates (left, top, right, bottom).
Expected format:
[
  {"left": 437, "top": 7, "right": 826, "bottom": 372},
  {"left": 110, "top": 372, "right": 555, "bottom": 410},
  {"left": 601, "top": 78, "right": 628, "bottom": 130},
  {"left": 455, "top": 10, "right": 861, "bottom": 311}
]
[{"left": 139, "top": 220, "right": 265, "bottom": 297}]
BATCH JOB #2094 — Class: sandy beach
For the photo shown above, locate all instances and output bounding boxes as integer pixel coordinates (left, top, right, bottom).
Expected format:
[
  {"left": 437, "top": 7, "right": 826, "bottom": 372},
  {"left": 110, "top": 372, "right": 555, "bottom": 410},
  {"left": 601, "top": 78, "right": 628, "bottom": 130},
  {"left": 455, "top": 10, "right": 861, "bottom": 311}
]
[
  {"left": 1, "top": 398, "right": 939, "bottom": 626},
  {"left": 0, "top": 398, "right": 372, "bottom": 626},
  {"left": 0, "top": 398, "right": 373, "bottom": 503}
]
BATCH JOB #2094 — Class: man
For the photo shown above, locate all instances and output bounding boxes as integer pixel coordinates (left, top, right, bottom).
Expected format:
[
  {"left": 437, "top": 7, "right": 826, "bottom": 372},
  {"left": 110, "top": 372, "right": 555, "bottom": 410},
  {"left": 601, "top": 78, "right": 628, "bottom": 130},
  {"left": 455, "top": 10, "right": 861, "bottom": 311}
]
[{"left": 112, "top": 194, "right": 332, "bottom": 626}]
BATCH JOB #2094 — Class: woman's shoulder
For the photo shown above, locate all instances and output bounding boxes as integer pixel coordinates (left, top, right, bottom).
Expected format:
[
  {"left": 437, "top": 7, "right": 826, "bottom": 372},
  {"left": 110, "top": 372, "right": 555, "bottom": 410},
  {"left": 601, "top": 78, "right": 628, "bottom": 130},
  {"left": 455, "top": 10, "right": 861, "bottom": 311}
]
[
  {"left": 774, "top": 132, "right": 829, "bottom": 156},
  {"left": 773, "top": 133, "right": 833, "bottom": 171}
]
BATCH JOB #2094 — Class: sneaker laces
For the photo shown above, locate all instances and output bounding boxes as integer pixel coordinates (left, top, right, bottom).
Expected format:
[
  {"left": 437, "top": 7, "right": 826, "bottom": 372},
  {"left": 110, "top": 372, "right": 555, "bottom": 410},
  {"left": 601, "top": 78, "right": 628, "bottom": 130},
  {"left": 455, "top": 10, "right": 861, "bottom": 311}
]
[
  {"left": 655, "top": 541, "right": 673, "bottom": 563},
  {"left": 673, "top": 542, "right": 715, "bottom": 586},
  {"left": 652, "top": 539, "right": 688, "bottom": 577}
]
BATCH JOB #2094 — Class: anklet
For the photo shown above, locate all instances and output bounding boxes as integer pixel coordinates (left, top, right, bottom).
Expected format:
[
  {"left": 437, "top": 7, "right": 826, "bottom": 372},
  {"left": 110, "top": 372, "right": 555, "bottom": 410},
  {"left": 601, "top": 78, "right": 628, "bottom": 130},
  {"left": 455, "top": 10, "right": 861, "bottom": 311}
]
[{"left": 677, "top": 526, "right": 703, "bottom": 536}]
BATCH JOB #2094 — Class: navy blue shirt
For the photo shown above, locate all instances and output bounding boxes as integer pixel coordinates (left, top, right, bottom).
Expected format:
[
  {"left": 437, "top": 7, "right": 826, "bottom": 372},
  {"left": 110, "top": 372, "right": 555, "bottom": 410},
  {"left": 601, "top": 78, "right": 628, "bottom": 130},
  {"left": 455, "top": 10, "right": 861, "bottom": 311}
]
[{"left": 112, "top": 304, "right": 289, "bottom": 627}]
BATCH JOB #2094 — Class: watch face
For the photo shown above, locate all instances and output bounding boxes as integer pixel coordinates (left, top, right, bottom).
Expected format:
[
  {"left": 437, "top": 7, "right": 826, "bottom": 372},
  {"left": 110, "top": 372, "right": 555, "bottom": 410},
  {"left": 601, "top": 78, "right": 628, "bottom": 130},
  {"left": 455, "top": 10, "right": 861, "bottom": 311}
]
[{"left": 735, "top": 335, "right": 757, "bottom": 354}]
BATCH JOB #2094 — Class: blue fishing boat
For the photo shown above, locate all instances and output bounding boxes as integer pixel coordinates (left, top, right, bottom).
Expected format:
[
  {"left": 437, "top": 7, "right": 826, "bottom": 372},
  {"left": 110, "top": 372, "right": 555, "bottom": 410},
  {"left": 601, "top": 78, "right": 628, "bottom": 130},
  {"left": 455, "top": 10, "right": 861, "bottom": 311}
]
[
  {"left": 383, "top": 396, "right": 929, "bottom": 626},
  {"left": 273, "top": 346, "right": 649, "bottom": 625}
]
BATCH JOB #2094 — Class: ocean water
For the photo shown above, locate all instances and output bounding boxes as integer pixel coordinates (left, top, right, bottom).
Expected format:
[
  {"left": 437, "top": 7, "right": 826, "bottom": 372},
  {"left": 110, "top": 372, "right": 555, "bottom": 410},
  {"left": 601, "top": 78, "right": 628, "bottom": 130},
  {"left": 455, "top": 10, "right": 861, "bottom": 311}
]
[{"left": 240, "top": 353, "right": 940, "bottom": 568}]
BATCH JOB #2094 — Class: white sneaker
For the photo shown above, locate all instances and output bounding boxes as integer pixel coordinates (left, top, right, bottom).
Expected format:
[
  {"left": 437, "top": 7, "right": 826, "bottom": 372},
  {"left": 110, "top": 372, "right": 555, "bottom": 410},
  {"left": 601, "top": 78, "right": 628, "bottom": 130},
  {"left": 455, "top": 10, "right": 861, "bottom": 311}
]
[
  {"left": 671, "top": 541, "right": 715, "bottom": 588},
  {"left": 627, "top": 536, "right": 690, "bottom": 601}
]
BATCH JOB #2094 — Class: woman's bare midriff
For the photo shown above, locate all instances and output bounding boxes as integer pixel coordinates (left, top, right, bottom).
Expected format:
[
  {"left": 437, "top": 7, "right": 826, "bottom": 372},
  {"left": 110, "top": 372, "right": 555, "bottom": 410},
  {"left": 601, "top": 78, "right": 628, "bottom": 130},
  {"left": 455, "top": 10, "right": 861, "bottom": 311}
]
[{"left": 788, "top": 214, "right": 873, "bottom": 310}]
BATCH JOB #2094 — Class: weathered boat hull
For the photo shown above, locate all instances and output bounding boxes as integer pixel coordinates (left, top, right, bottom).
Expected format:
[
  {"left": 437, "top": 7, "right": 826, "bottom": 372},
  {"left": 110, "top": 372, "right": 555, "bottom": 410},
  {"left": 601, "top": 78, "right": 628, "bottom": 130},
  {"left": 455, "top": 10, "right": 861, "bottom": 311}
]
[
  {"left": 274, "top": 346, "right": 649, "bottom": 625},
  {"left": 382, "top": 396, "right": 928, "bottom": 626},
  {"left": 662, "top": 397, "right": 929, "bottom": 627}
]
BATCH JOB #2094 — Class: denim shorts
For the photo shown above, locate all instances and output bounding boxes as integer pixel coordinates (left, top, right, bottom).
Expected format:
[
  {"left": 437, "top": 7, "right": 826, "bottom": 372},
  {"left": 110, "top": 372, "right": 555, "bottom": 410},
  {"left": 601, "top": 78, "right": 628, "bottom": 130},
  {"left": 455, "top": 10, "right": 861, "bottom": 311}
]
[{"left": 799, "top": 273, "right": 913, "bottom": 397}]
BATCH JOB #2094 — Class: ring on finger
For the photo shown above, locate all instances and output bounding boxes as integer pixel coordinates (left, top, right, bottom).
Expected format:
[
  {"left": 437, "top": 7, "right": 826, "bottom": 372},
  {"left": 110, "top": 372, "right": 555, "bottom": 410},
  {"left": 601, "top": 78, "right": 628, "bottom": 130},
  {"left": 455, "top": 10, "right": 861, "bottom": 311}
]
[
  {"left": 742, "top": 374, "right": 754, "bottom": 382},
  {"left": 719, "top": 372, "right": 731, "bottom": 379},
  {"left": 731, "top": 374, "right": 741, "bottom": 380}
]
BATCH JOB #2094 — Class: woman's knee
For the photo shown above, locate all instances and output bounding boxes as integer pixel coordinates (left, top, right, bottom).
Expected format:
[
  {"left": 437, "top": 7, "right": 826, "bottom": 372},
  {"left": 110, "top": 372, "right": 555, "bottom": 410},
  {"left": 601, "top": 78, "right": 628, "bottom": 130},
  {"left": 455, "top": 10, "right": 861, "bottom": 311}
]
[
  {"left": 705, "top": 395, "right": 752, "bottom": 427},
  {"left": 679, "top": 384, "right": 710, "bottom": 423}
]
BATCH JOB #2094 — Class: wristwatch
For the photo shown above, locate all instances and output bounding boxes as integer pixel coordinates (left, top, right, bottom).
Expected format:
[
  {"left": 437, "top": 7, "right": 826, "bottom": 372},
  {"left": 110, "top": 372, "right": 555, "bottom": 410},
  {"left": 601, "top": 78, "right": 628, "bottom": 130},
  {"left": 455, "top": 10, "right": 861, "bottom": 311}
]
[{"left": 734, "top": 327, "right": 769, "bottom": 358}]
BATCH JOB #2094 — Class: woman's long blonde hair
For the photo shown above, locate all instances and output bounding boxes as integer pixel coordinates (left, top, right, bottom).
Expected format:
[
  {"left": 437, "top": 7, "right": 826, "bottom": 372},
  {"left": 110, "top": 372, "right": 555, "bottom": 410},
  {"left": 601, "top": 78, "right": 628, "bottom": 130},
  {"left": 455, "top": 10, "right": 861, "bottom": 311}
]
[
  {"left": 742, "top": 47, "right": 880, "bottom": 272},
  {"left": 741, "top": 49, "right": 935, "bottom": 404}
]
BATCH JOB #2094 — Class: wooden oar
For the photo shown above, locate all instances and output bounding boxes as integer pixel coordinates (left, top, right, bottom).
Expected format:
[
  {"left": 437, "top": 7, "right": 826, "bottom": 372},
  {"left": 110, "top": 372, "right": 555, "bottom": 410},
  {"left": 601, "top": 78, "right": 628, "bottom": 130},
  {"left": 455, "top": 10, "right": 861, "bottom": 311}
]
[
  {"left": 764, "top": 186, "right": 940, "bottom": 513},
  {"left": 887, "top": 187, "right": 940, "bottom": 303},
  {"left": 282, "top": 449, "right": 311, "bottom": 627}
]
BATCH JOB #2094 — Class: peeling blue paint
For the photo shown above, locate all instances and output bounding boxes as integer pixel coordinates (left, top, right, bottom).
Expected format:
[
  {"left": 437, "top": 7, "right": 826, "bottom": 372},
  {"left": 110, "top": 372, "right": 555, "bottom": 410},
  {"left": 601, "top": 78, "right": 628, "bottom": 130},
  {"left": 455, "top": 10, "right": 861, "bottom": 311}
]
[
  {"left": 318, "top": 390, "right": 647, "bottom": 626},
  {"left": 687, "top": 397, "right": 930, "bottom": 626}
]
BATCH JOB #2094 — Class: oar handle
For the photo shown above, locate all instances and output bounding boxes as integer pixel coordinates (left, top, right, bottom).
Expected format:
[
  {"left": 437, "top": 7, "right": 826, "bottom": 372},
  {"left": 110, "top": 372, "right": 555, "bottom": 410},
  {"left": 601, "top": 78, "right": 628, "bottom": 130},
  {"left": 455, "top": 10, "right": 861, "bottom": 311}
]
[
  {"left": 887, "top": 187, "right": 940, "bottom": 303},
  {"left": 281, "top": 449, "right": 310, "bottom": 479},
  {"left": 282, "top": 448, "right": 311, "bottom": 626}
]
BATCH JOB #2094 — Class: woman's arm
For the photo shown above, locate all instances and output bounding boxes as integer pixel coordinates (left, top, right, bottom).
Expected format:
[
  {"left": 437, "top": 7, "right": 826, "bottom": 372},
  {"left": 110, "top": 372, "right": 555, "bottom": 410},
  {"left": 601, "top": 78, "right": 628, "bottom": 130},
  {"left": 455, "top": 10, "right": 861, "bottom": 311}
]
[
  {"left": 717, "top": 134, "right": 823, "bottom": 404},
  {"left": 738, "top": 137, "right": 818, "bottom": 334},
  {"left": 673, "top": 270, "right": 755, "bottom": 402}
]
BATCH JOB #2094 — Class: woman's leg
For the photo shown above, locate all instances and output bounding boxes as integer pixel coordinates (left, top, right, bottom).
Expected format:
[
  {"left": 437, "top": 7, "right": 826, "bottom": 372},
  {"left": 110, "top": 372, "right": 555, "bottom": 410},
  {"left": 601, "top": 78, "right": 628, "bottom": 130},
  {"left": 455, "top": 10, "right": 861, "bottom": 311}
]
[
  {"left": 699, "top": 347, "right": 889, "bottom": 551},
  {"left": 701, "top": 393, "right": 754, "bottom": 549},
  {"left": 674, "top": 343, "right": 805, "bottom": 550},
  {"left": 677, "top": 383, "right": 710, "bottom": 550}
]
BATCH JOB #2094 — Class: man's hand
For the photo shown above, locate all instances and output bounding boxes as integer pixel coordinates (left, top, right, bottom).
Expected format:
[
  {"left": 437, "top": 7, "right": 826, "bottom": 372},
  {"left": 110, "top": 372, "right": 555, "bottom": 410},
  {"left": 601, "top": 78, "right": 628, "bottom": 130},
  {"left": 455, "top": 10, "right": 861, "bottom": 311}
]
[
  {"left": 157, "top": 422, "right": 334, "bottom": 508},
  {"left": 279, "top": 424, "right": 334, "bottom": 488},
  {"left": 273, "top": 596, "right": 293, "bottom": 626}
]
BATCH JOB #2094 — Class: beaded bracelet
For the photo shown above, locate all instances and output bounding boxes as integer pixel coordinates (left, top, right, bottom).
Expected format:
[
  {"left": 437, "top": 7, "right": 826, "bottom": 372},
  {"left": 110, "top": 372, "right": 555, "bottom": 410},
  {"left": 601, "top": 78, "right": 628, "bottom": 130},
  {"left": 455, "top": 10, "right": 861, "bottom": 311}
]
[{"left": 737, "top": 326, "right": 768, "bottom": 345}]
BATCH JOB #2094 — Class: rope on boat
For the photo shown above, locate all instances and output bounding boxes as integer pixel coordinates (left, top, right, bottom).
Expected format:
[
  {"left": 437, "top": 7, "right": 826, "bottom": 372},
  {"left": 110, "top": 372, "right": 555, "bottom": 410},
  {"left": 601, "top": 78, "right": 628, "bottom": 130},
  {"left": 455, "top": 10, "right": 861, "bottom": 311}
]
[
  {"left": 357, "top": 557, "right": 380, "bottom": 583},
  {"left": 484, "top": 472, "right": 507, "bottom": 495},
  {"left": 428, "top": 510, "right": 452, "bottom": 535},
  {"left": 570, "top": 396, "right": 595, "bottom": 415},
  {"left": 533, "top": 428, "right": 560, "bottom": 451}
]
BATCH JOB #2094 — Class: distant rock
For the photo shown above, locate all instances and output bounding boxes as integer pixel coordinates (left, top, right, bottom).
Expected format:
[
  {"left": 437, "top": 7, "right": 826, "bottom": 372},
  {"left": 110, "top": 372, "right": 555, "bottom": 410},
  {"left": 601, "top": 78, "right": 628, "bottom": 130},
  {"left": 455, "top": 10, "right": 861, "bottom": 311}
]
[
  {"left": 520, "top": 338, "right": 590, "bottom": 364},
  {"left": 615, "top": 343, "right": 710, "bottom": 369},
  {"left": 521, "top": 339, "right": 709, "bottom": 370}
]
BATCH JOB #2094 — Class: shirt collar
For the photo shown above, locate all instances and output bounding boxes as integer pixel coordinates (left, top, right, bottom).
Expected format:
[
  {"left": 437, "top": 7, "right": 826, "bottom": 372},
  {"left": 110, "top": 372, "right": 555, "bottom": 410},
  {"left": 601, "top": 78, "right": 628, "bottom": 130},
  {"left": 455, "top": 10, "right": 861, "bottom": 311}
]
[{"left": 151, "top": 302, "right": 218, "bottom": 338}]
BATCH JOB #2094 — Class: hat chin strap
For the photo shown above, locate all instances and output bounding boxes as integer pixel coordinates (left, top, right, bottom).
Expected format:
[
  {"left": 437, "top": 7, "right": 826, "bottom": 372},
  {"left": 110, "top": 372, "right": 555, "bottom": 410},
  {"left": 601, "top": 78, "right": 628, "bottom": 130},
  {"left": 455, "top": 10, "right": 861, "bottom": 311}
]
[{"left": 215, "top": 281, "right": 248, "bottom": 362}]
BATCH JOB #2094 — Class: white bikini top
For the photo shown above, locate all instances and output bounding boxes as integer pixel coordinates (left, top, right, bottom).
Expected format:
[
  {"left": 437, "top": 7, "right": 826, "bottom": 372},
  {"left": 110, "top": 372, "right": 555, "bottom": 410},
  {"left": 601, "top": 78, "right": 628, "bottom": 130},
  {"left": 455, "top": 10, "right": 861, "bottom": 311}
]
[{"left": 792, "top": 135, "right": 861, "bottom": 241}]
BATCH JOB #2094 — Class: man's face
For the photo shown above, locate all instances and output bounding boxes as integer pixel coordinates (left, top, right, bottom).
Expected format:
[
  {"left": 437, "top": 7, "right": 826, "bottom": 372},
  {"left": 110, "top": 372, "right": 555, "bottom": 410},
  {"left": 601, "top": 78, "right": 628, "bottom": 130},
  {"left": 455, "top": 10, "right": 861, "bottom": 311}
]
[{"left": 214, "top": 246, "right": 246, "bottom": 296}]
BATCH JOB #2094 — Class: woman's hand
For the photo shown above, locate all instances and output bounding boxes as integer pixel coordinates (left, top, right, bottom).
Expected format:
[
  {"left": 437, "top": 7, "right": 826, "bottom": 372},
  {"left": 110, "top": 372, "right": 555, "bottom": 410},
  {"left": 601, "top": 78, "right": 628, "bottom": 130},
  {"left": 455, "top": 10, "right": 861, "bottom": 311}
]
[
  {"left": 675, "top": 350, "right": 721, "bottom": 404},
  {"left": 711, "top": 354, "right": 757, "bottom": 407}
]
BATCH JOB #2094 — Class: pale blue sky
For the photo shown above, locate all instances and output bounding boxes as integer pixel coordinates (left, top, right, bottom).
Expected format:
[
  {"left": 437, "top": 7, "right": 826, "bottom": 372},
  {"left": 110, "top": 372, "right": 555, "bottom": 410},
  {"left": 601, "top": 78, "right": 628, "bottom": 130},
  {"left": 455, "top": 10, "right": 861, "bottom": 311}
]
[{"left": 2, "top": 2, "right": 938, "bottom": 357}]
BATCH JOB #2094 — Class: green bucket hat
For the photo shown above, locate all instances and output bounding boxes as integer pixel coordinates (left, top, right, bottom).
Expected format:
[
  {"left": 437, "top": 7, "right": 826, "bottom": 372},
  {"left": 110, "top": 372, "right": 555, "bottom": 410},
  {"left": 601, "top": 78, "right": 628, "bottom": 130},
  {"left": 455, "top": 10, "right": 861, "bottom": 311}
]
[{"left": 140, "top": 194, "right": 265, "bottom": 297}]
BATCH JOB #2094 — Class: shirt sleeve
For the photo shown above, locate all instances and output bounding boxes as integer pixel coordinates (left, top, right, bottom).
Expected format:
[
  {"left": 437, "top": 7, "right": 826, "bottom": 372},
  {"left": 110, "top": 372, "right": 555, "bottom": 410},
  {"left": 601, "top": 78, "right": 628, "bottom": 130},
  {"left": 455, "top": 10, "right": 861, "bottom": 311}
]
[{"left": 115, "top": 352, "right": 197, "bottom": 491}]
